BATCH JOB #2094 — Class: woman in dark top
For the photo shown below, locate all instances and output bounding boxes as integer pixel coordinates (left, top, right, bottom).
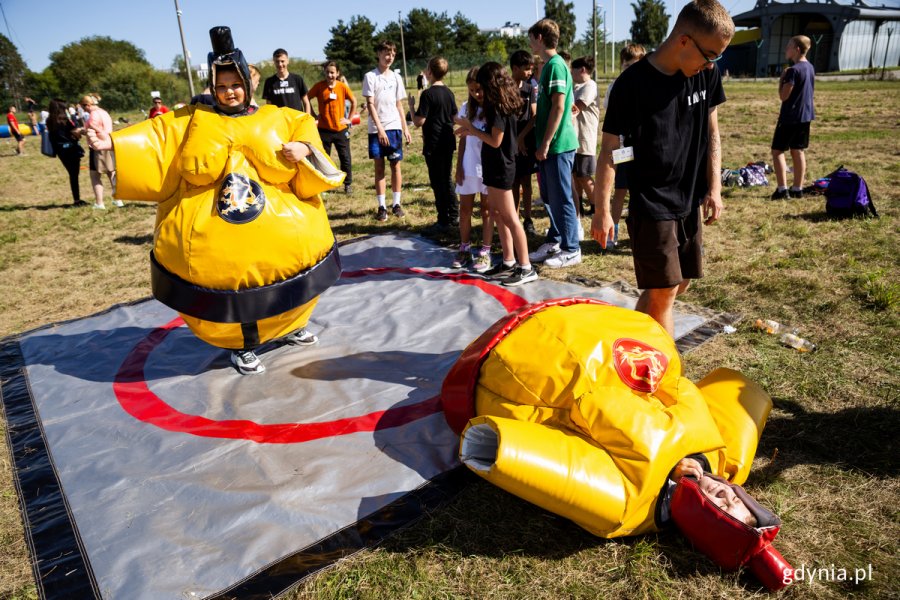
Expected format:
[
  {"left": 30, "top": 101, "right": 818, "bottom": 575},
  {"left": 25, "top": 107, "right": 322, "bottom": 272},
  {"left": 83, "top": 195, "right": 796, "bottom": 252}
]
[{"left": 46, "top": 99, "right": 86, "bottom": 206}]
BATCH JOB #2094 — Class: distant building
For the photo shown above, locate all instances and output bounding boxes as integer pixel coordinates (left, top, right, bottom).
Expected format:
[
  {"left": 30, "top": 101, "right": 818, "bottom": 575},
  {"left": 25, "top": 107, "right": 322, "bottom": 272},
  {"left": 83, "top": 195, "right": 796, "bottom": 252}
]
[
  {"left": 481, "top": 21, "right": 524, "bottom": 38},
  {"left": 724, "top": 0, "right": 900, "bottom": 76}
]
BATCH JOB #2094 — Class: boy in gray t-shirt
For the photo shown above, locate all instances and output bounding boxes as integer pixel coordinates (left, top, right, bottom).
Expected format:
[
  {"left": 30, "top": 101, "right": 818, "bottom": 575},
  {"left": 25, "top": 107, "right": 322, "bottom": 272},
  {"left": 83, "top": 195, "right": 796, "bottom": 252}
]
[
  {"left": 571, "top": 56, "right": 600, "bottom": 228},
  {"left": 770, "top": 35, "right": 816, "bottom": 200}
]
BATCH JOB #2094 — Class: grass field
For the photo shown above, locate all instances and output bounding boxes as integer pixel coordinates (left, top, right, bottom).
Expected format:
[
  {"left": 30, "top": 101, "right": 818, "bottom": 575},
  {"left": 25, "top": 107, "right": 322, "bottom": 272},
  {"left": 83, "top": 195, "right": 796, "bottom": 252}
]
[{"left": 0, "top": 79, "right": 897, "bottom": 599}]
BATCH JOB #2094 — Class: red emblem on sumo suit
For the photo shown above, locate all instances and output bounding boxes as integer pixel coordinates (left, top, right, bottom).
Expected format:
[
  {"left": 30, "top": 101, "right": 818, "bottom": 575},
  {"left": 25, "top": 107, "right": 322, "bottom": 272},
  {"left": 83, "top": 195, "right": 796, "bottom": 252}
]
[{"left": 612, "top": 338, "right": 669, "bottom": 393}]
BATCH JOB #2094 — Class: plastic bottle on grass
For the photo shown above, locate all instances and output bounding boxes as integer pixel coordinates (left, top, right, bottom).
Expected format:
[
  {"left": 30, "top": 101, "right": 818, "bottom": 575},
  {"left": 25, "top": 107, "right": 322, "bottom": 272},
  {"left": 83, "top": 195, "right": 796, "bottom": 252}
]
[
  {"left": 779, "top": 333, "right": 817, "bottom": 353},
  {"left": 754, "top": 319, "right": 799, "bottom": 336}
]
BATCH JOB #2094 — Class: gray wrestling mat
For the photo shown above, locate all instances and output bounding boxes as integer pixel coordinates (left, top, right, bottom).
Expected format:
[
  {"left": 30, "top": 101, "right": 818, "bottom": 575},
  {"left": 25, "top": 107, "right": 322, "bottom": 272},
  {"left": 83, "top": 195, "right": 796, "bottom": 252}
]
[{"left": 0, "top": 233, "right": 736, "bottom": 599}]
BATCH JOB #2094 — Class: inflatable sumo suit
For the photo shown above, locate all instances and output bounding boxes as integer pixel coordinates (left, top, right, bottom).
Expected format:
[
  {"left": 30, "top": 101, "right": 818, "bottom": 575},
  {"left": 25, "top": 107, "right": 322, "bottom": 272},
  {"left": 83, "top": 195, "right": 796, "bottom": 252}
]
[
  {"left": 442, "top": 298, "right": 792, "bottom": 590},
  {"left": 110, "top": 27, "right": 345, "bottom": 350}
]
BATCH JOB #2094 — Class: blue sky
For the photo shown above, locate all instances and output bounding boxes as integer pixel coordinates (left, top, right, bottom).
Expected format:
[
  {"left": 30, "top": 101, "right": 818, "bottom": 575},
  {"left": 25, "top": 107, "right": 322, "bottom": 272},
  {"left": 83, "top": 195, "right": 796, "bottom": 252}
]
[{"left": 2, "top": 0, "right": 761, "bottom": 72}]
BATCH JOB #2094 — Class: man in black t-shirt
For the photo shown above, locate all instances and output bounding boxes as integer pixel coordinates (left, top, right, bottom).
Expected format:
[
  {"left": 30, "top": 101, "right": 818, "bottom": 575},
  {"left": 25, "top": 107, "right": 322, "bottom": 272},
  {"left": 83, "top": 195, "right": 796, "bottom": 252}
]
[
  {"left": 592, "top": 0, "right": 734, "bottom": 336},
  {"left": 410, "top": 56, "right": 459, "bottom": 228},
  {"left": 262, "top": 48, "right": 311, "bottom": 113}
]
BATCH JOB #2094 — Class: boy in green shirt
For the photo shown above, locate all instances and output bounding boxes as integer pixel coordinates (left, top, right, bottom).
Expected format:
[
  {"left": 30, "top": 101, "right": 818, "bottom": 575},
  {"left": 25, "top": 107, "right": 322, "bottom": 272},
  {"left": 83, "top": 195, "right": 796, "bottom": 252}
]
[{"left": 527, "top": 19, "right": 582, "bottom": 269}]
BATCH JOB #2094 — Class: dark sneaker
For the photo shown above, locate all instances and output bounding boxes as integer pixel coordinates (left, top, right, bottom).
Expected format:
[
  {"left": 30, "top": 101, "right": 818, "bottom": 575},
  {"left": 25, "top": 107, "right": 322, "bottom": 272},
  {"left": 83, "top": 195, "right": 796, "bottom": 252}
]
[
  {"left": 284, "top": 328, "right": 318, "bottom": 346},
  {"left": 375, "top": 206, "right": 388, "bottom": 221},
  {"left": 484, "top": 261, "right": 516, "bottom": 279},
  {"left": 231, "top": 349, "right": 265, "bottom": 375},
  {"left": 523, "top": 218, "right": 536, "bottom": 236},
  {"left": 500, "top": 265, "right": 539, "bottom": 287},
  {"left": 528, "top": 242, "right": 560, "bottom": 263},
  {"left": 72, "top": 200, "right": 89, "bottom": 207},
  {"left": 770, "top": 189, "right": 789, "bottom": 200},
  {"left": 788, "top": 189, "right": 802, "bottom": 199},
  {"left": 344, "top": 183, "right": 353, "bottom": 195},
  {"left": 392, "top": 204, "right": 405, "bottom": 218},
  {"left": 451, "top": 249, "right": 473, "bottom": 269}
]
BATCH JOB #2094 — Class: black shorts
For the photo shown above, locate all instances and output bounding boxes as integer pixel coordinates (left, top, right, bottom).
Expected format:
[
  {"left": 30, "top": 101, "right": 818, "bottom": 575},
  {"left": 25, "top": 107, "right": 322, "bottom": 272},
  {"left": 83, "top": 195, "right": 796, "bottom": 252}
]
[
  {"left": 614, "top": 162, "right": 629, "bottom": 190},
  {"left": 484, "top": 173, "right": 515, "bottom": 191},
  {"left": 771, "top": 121, "right": 810, "bottom": 151},
  {"left": 514, "top": 150, "right": 536, "bottom": 180},
  {"left": 11, "top": 130, "right": 23, "bottom": 142},
  {"left": 626, "top": 209, "right": 703, "bottom": 289},
  {"left": 573, "top": 153, "right": 596, "bottom": 178}
]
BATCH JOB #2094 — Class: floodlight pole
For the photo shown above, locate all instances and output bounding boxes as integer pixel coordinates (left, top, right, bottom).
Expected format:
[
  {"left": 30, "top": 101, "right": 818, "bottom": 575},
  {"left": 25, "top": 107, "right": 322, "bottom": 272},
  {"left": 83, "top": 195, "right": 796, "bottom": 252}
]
[
  {"left": 603, "top": 8, "right": 608, "bottom": 74},
  {"left": 593, "top": 0, "right": 598, "bottom": 83},
  {"left": 612, "top": 0, "right": 616, "bottom": 73},
  {"left": 398, "top": 11, "right": 409, "bottom": 89},
  {"left": 173, "top": 0, "right": 195, "bottom": 97}
]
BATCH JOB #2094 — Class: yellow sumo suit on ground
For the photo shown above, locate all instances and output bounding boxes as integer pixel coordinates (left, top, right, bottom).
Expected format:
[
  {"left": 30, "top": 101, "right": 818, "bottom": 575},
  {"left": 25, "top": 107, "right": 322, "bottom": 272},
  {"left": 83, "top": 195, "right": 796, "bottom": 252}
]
[
  {"left": 442, "top": 298, "right": 792, "bottom": 589},
  {"left": 109, "top": 69, "right": 344, "bottom": 353}
]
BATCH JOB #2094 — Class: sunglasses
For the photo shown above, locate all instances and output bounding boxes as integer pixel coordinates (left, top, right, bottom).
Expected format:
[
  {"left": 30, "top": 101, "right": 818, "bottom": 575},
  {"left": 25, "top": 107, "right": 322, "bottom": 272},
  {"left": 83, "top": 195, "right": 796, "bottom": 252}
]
[{"left": 686, "top": 34, "right": 724, "bottom": 64}]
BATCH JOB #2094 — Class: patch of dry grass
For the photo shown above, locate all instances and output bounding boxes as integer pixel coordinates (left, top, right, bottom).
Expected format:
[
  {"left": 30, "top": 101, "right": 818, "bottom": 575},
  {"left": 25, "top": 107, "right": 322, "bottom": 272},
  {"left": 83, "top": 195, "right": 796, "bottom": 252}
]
[{"left": 0, "top": 79, "right": 897, "bottom": 599}]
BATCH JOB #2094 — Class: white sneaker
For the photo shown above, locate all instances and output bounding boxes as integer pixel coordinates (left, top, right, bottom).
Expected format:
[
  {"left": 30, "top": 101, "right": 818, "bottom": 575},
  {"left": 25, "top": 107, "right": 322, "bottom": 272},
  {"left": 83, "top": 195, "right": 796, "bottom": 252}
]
[
  {"left": 576, "top": 220, "right": 585, "bottom": 241},
  {"left": 543, "top": 249, "right": 582, "bottom": 269},
  {"left": 112, "top": 200, "right": 124, "bottom": 208},
  {"left": 231, "top": 349, "right": 265, "bottom": 375},
  {"left": 528, "top": 242, "right": 560, "bottom": 263}
]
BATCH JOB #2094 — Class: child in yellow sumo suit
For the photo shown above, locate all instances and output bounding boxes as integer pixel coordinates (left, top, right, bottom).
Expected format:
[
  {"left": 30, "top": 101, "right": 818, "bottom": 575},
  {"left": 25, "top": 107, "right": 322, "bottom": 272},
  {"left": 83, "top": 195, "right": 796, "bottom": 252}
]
[
  {"left": 88, "top": 27, "right": 345, "bottom": 375},
  {"left": 442, "top": 298, "right": 793, "bottom": 590}
]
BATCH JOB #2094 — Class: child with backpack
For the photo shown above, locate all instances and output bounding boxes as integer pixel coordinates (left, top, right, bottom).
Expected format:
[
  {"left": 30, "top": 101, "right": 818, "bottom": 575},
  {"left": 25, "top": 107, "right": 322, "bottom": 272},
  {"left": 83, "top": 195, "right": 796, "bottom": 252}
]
[
  {"left": 453, "top": 67, "right": 494, "bottom": 272},
  {"left": 409, "top": 56, "right": 459, "bottom": 229},
  {"left": 455, "top": 62, "right": 537, "bottom": 287}
]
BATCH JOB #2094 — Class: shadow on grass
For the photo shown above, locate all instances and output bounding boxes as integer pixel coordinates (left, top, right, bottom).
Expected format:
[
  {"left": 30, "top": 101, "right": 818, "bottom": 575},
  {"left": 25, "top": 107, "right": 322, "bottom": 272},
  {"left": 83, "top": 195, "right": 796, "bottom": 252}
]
[
  {"left": 782, "top": 211, "right": 840, "bottom": 223},
  {"left": 381, "top": 475, "right": 770, "bottom": 589},
  {"left": 114, "top": 233, "right": 153, "bottom": 245},
  {"left": 0, "top": 202, "right": 84, "bottom": 211},
  {"left": 756, "top": 398, "right": 899, "bottom": 479}
]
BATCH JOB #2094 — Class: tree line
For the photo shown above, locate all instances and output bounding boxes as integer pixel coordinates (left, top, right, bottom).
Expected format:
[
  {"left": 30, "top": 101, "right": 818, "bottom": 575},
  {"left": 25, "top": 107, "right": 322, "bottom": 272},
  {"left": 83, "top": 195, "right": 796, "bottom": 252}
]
[
  {"left": 323, "top": 2, "right": 669, "bottom": 79},
  {"left": 0, "top": 33, "right": 190, "bottom": 112},
  {"left": 0, "top": 1, "right": 669, "bottom": 112}
]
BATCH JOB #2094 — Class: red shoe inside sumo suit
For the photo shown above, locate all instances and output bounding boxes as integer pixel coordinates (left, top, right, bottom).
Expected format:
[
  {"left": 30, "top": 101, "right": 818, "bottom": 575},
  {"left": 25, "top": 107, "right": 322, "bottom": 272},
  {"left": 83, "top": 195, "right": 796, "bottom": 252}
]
[{"left": 441, "top": 298, "right": 793, "bottom": 590}]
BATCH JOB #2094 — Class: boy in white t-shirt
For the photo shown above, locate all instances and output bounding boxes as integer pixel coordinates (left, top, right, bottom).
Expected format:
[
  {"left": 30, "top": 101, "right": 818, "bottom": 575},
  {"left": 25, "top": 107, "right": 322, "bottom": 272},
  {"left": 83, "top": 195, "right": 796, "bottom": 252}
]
[
  {"left": 362, "top": 40, "right": 412, "bottom": 221},
  {"left": 571, "top": 56, "right": 600, "bottom": 236}
]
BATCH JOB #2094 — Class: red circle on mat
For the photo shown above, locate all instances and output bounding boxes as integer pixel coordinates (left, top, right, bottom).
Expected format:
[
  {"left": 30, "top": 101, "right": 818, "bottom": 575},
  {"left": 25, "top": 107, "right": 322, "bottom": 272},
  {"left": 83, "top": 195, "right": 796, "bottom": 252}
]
[{"left": 113, "top": 268, "right": 529, "bottom": 444}]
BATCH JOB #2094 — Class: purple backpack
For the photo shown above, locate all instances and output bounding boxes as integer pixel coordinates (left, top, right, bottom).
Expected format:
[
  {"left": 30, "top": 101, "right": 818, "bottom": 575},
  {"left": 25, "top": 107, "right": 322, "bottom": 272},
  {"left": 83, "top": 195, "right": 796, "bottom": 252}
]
[{"left": 825, "top": 167, "right": 878, "bottom": 218}]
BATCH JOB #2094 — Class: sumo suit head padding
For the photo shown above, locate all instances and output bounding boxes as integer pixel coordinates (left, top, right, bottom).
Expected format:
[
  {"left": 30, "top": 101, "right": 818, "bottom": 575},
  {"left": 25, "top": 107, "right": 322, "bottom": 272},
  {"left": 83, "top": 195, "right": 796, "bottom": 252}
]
[
  {"left": 670, "top": 475, "right": 793, "bottom": 590},
  {"left": 208, "top": 26, "right": 252, "bottom": 105}
]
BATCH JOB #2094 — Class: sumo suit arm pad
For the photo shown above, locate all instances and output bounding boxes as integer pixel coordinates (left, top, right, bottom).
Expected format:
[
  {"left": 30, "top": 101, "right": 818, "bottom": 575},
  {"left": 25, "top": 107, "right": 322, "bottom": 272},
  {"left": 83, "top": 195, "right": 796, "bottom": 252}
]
[
  {"left": 460, "top": 415, "right": 627, "bottom": 538},
  {"left": 287, "top": 112, "right": 346, "bottom": 199},
  {"left": 110, "top": 110, "right": 190, "bottom": 201},
  {"left": 697, "top": 367, "right": 773, "bottom": 485}
]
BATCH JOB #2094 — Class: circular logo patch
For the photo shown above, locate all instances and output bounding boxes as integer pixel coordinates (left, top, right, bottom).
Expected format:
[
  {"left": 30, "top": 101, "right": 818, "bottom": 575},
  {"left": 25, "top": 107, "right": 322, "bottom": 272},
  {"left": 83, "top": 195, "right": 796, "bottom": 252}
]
[
  {"left": 612, "top": 338, "right": 669, "bottom": 393},
  {"left": 216, "top": 173, "right": 265, "bottom": 224}
]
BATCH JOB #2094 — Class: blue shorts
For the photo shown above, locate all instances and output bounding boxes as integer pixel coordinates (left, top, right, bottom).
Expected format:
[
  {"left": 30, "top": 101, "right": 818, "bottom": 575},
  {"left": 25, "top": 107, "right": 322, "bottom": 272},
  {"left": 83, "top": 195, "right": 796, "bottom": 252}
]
[{"left": 368, "top": 130, "right": 404, "bottom": 161}]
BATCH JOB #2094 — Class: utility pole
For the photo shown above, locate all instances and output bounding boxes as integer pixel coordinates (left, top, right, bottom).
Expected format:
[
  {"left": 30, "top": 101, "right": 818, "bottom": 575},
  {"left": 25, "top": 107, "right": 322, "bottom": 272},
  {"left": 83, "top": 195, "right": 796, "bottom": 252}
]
[
  {"left": 398, "top": 11, "right": 409, "bottom": 88},
  {"left": 173, "top": 0, "right": 195, "bottom": 97},
  {"left": 882, "top": 27, "right": 894, "bottom": 81}
]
